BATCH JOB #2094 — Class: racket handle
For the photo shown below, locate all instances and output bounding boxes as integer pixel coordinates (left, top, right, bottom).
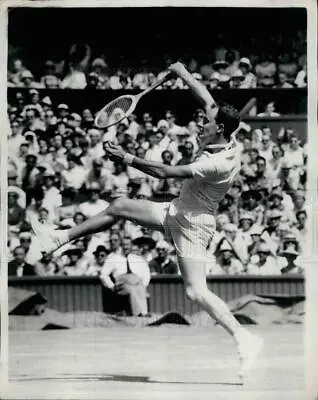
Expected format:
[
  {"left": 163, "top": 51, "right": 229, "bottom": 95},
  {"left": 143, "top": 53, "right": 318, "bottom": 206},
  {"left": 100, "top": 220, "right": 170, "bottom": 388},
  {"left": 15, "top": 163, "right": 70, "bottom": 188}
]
[{"left": 140, "top": 71, "right": 174, "bottom": 96}]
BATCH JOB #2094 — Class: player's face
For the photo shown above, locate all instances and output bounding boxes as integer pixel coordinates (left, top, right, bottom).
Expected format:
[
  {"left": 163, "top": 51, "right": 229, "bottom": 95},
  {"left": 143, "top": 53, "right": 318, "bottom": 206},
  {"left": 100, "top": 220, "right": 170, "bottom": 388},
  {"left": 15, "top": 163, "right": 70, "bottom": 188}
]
[{"left": 197, "top": 120, "right": 218, "bottom": 146}]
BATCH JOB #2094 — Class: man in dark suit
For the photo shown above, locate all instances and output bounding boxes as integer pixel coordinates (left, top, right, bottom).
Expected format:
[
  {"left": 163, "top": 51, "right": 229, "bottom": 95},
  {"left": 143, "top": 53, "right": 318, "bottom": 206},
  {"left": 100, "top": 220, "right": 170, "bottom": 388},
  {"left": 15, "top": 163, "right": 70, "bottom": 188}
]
[{"left": 8, "top": 246, "right": 36, "bottom": 277}]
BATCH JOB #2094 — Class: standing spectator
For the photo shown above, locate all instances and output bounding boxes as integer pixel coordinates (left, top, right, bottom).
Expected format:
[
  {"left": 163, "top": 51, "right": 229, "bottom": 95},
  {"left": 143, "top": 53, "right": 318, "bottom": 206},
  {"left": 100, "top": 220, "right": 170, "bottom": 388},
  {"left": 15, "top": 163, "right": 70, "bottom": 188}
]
[
  {"left": 246, "top": 243, "right": 280, "bottom": 275},
  {"left": 149, "top": 240, "right": 178, "bottom": 274},
  {"left": 8, "top": 246, "right": 36, "bottom": 276},
  {"left": 238, "top": 58, "right": 257, "bottom": 88},
  {"left": 100, "top": 236, "right": 151, "bottom": 316},
  {"left": 77, "top": 183, "right": 109, "bottom": 218}
]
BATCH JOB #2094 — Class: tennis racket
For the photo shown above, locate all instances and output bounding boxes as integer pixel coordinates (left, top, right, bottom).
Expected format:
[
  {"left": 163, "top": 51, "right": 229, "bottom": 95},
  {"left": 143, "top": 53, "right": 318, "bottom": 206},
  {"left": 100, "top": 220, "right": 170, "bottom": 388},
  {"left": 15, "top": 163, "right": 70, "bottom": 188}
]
[
  {"left": 94, "top": 72, "right": 173, "bottom": 129},
  {"left": 239, "top": 97, "right": 257, "bottom": 117}
]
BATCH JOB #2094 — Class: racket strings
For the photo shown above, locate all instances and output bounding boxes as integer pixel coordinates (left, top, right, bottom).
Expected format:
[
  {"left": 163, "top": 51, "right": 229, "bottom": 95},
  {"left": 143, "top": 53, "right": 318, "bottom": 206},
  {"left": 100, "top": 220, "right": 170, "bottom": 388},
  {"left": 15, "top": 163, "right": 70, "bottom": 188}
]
[{"left": 95, "top": 96, "right": 133, "bottom": 128}]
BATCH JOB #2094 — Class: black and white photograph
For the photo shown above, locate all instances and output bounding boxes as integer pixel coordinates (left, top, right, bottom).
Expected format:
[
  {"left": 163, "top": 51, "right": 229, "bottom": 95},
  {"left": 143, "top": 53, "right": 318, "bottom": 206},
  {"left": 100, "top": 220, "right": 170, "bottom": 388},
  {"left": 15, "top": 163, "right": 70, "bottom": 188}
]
[{"left": 0, "top": 2, "right": 317, "bottom": 399}]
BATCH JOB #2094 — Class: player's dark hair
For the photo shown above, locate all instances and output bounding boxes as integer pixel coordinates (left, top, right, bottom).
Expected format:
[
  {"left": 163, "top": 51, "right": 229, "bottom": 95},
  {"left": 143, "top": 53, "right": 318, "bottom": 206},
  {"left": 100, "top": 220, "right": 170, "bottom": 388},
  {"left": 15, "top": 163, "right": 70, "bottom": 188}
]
[{"left": 215, "top": 102, "right": 240, "bottom": 141}]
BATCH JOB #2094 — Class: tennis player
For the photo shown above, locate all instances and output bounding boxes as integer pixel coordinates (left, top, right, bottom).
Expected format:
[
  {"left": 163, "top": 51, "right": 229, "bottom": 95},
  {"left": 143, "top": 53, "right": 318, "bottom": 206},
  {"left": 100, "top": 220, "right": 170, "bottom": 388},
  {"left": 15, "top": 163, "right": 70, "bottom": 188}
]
[{"left": 31, "top": 62, "right": 263, "bottom": 381}]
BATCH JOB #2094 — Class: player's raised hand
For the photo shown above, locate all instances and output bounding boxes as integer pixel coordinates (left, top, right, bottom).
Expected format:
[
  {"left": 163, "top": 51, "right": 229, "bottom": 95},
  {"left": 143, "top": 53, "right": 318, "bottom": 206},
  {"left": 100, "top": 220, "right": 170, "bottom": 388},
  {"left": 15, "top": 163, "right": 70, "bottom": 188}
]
[
  {"left": 104, "top": 141, "right": 125, "bottom": 162},
  {"left": 168, "top": 61, "right": 187, "bottom": 76}
]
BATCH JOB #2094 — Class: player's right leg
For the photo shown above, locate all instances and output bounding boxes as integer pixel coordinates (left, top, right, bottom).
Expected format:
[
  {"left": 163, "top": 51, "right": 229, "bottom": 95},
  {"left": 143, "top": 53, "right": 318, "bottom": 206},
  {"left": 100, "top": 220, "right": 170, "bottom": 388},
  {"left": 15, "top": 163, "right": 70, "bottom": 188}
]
[
  {"left": 177, "top": 255, "right": 263, "bottom": 382},
  {"left": 31, "top": 198, "right": 168, "bottom": 255}
]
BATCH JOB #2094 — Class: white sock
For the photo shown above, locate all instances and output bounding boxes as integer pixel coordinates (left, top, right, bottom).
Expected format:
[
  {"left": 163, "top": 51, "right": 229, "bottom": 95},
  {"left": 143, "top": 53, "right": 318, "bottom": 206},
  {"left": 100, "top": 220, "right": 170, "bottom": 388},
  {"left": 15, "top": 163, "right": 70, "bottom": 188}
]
[
  {"left": 234, "top": 326, "right": 251, "bottom": 346},
  {"left": 55, "top": 230, "right": 70, "bottom": 248}
]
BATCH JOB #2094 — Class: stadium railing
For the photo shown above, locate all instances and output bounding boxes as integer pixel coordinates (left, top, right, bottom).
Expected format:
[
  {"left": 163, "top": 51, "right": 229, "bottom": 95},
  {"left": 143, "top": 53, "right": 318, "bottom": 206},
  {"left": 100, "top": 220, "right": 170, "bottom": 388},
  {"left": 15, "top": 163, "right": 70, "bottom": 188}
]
[{"left": 8, "top": 275, "right": 305, "bottom": 314}]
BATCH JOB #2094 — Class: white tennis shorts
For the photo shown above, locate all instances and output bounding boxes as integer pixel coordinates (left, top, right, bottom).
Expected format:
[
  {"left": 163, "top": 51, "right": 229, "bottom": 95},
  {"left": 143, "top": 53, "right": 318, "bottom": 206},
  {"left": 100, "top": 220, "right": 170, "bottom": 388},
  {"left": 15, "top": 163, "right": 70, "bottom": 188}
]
[{"left": 152, "top": 199, "right": 217, "bottom": 260}]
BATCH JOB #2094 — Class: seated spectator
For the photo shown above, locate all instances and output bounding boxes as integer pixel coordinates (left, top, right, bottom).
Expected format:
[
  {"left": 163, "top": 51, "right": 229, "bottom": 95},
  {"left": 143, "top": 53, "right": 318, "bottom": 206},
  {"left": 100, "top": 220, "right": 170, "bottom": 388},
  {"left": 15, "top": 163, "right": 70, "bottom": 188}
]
[
  {"left": 60, "top": 44, "right": 90, "bottom": 89},
  {"left": 212, "top": 61, "right": 230, "bottom": 87},
  {"left": 212, "top": 239, "right": 244, "bottom": 275},
  {"left": 18, "top": 230, "right": 42, "bottom": 266},
  {"left": 8, "top": 245, "right": 36, "bottom": 276},
  {"left": 77, "top": 182, "right": 109, "bottom": 218},
  {"left": 37, "top": 139, "right": 52, "bottom": 165},
  {"left": 215, "top": 213, "right": 230, "bottom": 234},
  {"left": 81, "top": 108, "right": 94, "bottom": 130},
  {"left": 258, "top": 131, "right": 274, "bottom": 162},
  {"left": 278, "top": 246, "right": 303, "bottom": 275},
  {"left": 292, "top": 190, "right": 306, "bottom": 215},
  {"left": 257, "top": 102, "right": 280, "bottom": 117},
  {"left": 238, "top": 213, "right": 255, "bottom": 248},
  {"left": 41, "top": 171, "right": 62, "bottom": 222},
  {"left": 207, "top": 72, "right": 221, "bottom": 89},
  {"left": 21, "top": 154, "right": 40, "bottom": 205},
  {"left": 177, "top": 141, "right": 194, "bottom": 166},
  {"left": 59, "top": 247, "right": 87, "bottom": 276},
  {"left": 254, "top": 156, "right": 272, "bottom": 190},
  {"left": 145, "top": 130, "right": 163, "bottom": 162},
  {"left": 267, "top": 187, "right": 294, "bottom": 225},
  {"left": 223, "top": 223, "right": 249, "bottom": 265},
  {"left": 149, "top": 240, "right": 178, "bottom": 274},
  {"left": 34, "top": 252, "right": 59, "bottom": 276},
  {"left": 88, "top": 129, "right": 104, "bottom": 159},
  {"left": 294, "top": 210, "right": 307, "bottom": 251},
  {"left": 85, "top": 158, "right": 113, "bottom": 194},
  {"left": 19, "top": 70, "right": 43, "bottom": 89},
  {"left": 255, "top": 54, "right": 277, "bottom": 87},
  {"left": 262, "top": 209, "right": 282, "bottom": 254},
  {"left": 224, "top": 50, "right": 239, "bottom": 77},
  {"left": 61, "top": 154, "right": 86, "bottom": 190},
  {"left": 217, "top": 193, "right": 239, "bottom": 225},
  {"left": 295, "top": 62, "right": 307, "bottom": 88},
  {"left": 240, "top": 190, "right": 264, "bottom": 225},
  {"left": 238, "top": 58, "right": 257, "bottom": 88},
  {"left": 111, "top": 161, "right": 129, "bottom": 193},
  {"left": 8, "top": 190, "right": 25, "bottom": 231},
  {"left": 284, "top": 135, "right": 305, "bottom": 170},
  {"left": 100, "top": 236, "right": 151, "bottom": 316},
  {"left": 246, "top": 242, "right": 280, "bottom": 275},
  {"left": 40, "top": 60, "right": 61, "bottom": 89},
  {"left": 8, "top": 59, "right": 27, "bottom": 87},
  {"left": 67, "top": 112, "right": 86, "bottom": 137},
  {"left": 132, "top": 236, "right": 156, "bottom": 263},
  {"left": 85, "top": 245, "right": 110, "bottom": 276},
  {"left": 8, "top": 120, "right": 25, "bottom": 158},
  {"left": 267, "top": 145, "right": 284, "bottom": 181},
  {"left": 57, "top": 188, "right": 78, "bottom": 227},
  {"left": 277, "top": 53, "right": 298, "bottom": 84},
  {"left": 275, "top": 72, "right": 294, "bottom": 88},
  {"left": 229, "top": 70, "right": 245, "bottom": 89},
  {"left": 247, "top": 224, "right": 264, "bottom": 258}
]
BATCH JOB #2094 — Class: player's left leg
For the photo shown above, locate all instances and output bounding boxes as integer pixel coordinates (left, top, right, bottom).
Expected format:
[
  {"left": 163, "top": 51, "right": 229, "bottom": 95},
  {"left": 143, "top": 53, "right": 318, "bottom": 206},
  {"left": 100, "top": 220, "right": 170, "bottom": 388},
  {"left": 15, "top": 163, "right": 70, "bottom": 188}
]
[{"left": 177, "top": 255, "right": 263, "bottom": 380}]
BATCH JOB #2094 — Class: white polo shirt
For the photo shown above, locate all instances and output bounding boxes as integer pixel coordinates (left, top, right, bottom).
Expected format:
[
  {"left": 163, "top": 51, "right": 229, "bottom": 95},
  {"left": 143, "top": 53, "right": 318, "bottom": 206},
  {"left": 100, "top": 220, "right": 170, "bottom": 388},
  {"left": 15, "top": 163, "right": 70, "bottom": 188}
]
[{"left": 177, "top": 142, "right": 240, "bottom": 214}]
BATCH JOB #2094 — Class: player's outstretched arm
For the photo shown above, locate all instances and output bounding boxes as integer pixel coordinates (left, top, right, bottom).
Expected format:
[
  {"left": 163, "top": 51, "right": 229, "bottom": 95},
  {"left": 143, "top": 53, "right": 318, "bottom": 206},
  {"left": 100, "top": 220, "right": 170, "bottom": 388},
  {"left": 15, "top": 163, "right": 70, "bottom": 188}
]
[
  {"left": 168, "top": 62, "right": 218, "bottom": 120},
  {"left": 104, "top": 142, "right": 193, "bottom": 179}
]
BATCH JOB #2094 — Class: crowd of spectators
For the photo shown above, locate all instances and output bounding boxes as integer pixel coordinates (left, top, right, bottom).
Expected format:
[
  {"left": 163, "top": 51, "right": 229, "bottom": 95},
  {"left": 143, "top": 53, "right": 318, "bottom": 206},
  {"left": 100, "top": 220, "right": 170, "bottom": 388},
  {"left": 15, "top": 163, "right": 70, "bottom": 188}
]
[
  {"left": 7, "top": 44, "right": 307, "bottom": 90},
  {"left": 7, "top": 89, "right": 307, "bottom": 279}
]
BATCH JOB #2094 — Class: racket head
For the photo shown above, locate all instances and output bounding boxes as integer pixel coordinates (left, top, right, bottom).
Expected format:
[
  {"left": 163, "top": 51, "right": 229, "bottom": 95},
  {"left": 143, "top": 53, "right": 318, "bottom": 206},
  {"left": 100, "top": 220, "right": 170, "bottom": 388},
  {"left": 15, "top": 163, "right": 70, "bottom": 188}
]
[{"left": 94, "top": 95, "right": 136, "bottom": 129}]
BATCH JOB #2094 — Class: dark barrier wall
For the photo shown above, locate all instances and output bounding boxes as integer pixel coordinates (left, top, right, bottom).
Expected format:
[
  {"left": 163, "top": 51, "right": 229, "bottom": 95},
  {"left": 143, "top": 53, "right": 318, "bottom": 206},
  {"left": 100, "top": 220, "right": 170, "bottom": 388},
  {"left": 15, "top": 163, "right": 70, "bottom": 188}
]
[
  {"left": 8, "top": 88, "right": 307, "bottom": 123},
  {"left": 8, "top": 275, "right": 305, "bottom": 314}
]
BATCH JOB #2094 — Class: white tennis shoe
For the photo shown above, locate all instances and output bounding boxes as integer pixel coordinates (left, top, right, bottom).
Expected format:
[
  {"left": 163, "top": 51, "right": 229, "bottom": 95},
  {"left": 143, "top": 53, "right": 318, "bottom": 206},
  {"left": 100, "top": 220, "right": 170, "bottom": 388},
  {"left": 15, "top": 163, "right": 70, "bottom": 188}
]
[
  {"left": 237, "top": 330, "right": 263, "bottom": 382},
  {"left": 31, "top": 216, "right": 62, "bottom": 255}
]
